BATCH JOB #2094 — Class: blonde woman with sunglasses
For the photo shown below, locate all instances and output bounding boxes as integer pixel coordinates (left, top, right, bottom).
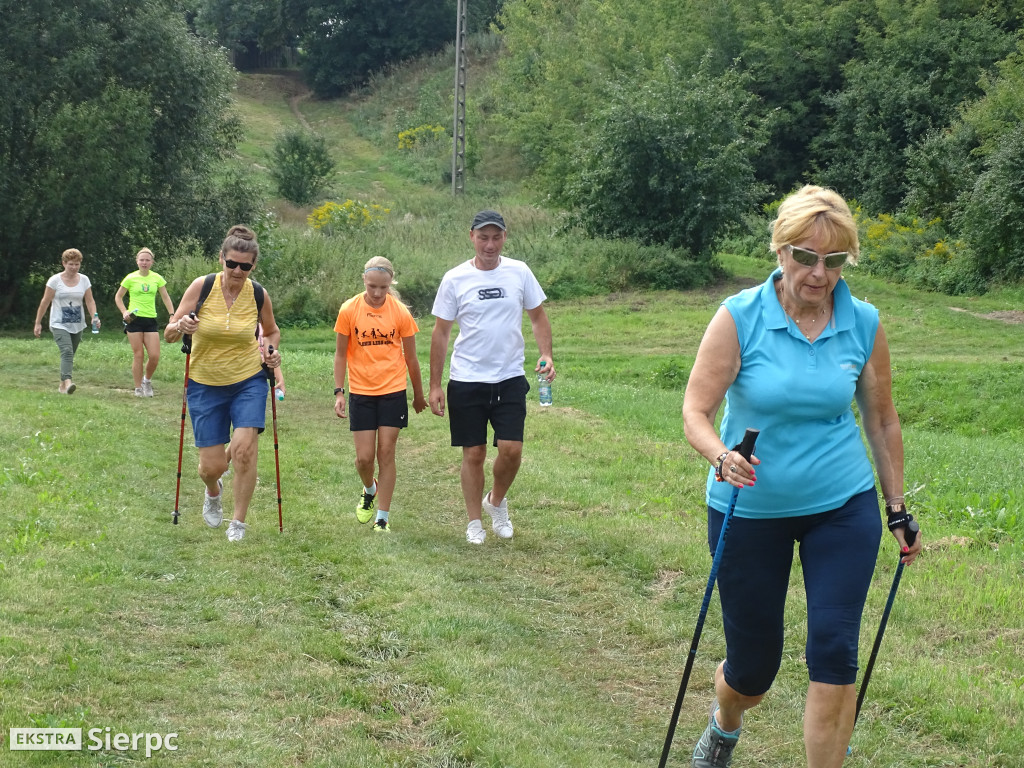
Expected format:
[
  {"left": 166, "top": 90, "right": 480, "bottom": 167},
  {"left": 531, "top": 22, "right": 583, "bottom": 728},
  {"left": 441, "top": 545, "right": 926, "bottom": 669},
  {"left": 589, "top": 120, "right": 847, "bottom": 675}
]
[
  {"left": 681, "top": 185, "right": 922, "bottom": 768},
  {"left": 164, "top": 225, "right": 282, "bottom": 542}
]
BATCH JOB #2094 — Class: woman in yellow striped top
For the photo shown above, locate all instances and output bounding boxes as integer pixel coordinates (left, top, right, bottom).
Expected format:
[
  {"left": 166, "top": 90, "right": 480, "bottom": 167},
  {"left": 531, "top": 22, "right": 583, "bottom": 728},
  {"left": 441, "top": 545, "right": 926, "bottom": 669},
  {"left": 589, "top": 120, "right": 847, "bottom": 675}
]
[{"left": 164, "top": 225, "right": 282, "bottom": 542}]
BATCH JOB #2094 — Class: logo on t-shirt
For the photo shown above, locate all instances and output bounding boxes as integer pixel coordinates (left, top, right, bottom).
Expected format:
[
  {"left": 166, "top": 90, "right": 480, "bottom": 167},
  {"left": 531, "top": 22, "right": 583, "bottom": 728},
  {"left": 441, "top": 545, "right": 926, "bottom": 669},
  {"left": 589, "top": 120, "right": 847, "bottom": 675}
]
[
  {"left": 477, "top": 288, "right": 505, "bottom": 300},
  {"left": 60, "top": 305, "right": 83, "bottom": 325},
  {"left": 354, "top": 325, "right": 397, "bottom": 347}
]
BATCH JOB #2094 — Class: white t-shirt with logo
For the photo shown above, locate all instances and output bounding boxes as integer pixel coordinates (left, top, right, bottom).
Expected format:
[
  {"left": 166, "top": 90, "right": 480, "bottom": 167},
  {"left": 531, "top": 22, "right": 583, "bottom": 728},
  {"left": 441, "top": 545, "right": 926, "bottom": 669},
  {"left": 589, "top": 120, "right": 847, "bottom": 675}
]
[
  {"left": 46, "top": 273, "right": 92, "bottom": 333},
  {"left": 432, "top": 256, "right": 547, "bottom": 383}
]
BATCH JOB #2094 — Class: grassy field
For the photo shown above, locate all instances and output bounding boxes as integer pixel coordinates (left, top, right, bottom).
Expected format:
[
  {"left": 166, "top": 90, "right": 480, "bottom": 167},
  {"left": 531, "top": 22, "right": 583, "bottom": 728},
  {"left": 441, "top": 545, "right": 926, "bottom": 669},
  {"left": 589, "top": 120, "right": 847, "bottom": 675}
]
[
  {"left": 2, "top": 253, "right": 1022, "bottom": 767},
  {"left": 4, "top": 61, "right": 1023, "bottom": 767}
]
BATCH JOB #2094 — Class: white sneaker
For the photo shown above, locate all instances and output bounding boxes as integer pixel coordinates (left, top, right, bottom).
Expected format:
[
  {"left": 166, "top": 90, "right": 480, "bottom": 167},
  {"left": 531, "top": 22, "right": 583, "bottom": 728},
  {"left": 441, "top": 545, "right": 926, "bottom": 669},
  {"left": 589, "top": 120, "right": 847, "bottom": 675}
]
[
  {"left": 203, "top": 479, "right": 224, "bottom": 528},
  {"left": 134, "top": 387, "right": 144, "bottom": 397},
  {"left": 483, "top": 492, "right": 513, "bottom": 539},
  {"left": 226, "top": 519, "right": 247, "bottom": 542},
  {"left": 466, "top": 519, "right": 486, "bottom": 545},
  {"left": 141, "top": 378, "right": 154, "bottom": 397}
]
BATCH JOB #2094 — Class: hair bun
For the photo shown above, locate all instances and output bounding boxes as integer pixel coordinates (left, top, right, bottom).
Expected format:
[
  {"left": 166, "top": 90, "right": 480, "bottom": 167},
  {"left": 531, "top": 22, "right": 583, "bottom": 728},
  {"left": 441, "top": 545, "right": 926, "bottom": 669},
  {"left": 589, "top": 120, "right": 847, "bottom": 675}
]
[{"left": 227, "top": 225, "right": 255, "bottom": 241}]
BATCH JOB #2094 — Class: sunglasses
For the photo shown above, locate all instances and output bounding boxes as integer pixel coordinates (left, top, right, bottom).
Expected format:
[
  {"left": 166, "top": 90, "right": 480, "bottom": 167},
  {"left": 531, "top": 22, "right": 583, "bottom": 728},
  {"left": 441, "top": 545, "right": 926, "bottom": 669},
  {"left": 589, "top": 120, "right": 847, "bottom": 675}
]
[
  {"left": 787, "top": 245, "right": 847, "bottom": 269},
  {"left": 224, "top": 258, "right": 255, "bottom": 272}
]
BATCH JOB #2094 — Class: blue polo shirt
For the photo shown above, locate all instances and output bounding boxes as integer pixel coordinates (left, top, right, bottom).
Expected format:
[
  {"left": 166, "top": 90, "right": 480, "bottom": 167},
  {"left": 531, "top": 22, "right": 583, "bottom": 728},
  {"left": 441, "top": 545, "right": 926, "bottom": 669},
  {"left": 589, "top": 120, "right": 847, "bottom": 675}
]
[{"left": 707, "top": 269, "right": 880, "bottom": 518}]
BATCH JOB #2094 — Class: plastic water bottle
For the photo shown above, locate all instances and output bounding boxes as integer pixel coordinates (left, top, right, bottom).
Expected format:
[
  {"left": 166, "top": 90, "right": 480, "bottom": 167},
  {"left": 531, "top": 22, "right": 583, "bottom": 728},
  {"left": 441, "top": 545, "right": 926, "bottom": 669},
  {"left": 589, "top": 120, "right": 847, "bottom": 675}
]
[
  {"left": 91, "top": 314, "right": 100, "bottom": 334},
  {"left": 537, "top": 362, "right": 552, "bottom": 407},
  {"left": 275, "top": 386, "right": 285, "bottom": 402}
]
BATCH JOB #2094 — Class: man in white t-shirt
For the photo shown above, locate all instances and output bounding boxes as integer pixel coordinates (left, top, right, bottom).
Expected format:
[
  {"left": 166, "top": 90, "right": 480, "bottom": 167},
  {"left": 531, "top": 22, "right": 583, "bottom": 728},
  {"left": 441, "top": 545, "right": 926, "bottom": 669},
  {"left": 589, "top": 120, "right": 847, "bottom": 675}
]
[{"left": 429, "top": 210, "right": 556, "bottom": 544}]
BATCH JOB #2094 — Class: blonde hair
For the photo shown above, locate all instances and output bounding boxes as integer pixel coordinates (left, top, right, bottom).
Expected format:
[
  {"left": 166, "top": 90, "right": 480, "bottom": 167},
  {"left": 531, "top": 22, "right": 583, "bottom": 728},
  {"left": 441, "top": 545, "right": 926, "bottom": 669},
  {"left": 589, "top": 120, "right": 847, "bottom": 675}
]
[
  {"left": 770, "top": 185, "right": 859, "bottom": 265},
  {"left": 61, "top": 248, "right": 83, "bottom": 264},
  {"left": 363, "top": 256, "right": 402, "bottom": 301},
  {"left": 220, "top": 225, "right": 259, "bottom": 260},
  {"left": 136, "top": 247, "right": 155, "bottom": 259}
]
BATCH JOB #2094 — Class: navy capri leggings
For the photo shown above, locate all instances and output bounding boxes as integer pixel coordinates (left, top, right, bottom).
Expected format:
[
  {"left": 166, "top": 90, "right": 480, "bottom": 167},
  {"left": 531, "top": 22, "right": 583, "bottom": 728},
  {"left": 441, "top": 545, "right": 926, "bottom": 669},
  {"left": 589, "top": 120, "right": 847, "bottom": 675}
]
[{"left": 708, "top": 488, "right": 882, "bottom": 696}]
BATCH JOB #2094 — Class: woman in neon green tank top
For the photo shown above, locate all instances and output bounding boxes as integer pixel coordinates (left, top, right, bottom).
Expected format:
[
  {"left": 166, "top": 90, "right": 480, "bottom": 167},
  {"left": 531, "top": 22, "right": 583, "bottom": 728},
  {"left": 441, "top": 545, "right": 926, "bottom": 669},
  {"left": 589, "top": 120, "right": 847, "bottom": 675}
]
[
  {"left": 164, "top": 225, "right": 282, "bottom": 542},
  {"left": 114, "top": 248, "right": 176, "bottom": 397}
]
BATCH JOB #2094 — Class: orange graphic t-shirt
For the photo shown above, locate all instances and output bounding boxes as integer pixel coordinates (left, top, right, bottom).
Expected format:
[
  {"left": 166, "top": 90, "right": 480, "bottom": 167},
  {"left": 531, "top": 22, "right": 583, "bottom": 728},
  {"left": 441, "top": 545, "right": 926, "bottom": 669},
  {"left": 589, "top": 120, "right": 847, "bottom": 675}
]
[{"left": 334, "top": 293, "right": 419, "bottom": 396}]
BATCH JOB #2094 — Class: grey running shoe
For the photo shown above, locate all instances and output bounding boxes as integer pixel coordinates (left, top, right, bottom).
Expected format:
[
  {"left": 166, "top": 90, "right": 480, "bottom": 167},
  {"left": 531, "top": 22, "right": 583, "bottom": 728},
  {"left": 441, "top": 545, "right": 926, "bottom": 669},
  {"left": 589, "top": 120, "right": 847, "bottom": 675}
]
[
  {"left": 203, "top": 479, "right": 224, "bottom": 528},
  {"left": 141, "top": 379, "right": 154, "bottom": 397},
  {"left": 226, "top": 519, "right": 247, "bottom": 541},
  {"left": 483, "top": 491, "right": 513, "bottom": 539},
  {"left": 134, "top": 387, "right": 144, "bottom": 397},
  {"left": 692, "top": 702, "right": 740, "bottom": 768}
]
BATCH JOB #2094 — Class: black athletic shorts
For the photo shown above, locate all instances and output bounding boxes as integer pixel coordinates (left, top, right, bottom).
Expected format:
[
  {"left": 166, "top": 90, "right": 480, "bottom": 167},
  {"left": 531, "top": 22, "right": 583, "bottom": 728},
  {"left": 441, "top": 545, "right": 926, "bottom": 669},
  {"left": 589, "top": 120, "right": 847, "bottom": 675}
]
[
  {"left": 349, "top": 390, "right": 409, "bottom": 432},
  {"left": 447, "top": 376, "right": 529, "bottom": 447},
  {"left": 124, "top": 316, "right": 159, "bottom": 334}
]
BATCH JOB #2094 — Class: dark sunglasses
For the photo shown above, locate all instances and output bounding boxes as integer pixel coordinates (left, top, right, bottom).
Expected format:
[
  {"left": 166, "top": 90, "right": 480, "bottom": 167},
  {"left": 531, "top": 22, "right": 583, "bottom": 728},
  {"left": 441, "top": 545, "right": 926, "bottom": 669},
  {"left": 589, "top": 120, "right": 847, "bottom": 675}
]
[
  {"left": 788, "top": 245, "right": 847, "bottom": 269},
  {"left": 224, "top": 258, "right": 255, "bottom": 272}
]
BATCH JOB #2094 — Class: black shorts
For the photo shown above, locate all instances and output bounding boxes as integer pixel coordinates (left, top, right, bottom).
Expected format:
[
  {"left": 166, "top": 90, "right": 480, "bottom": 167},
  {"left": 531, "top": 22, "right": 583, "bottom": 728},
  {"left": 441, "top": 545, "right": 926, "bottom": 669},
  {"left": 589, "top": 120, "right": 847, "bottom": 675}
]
[
  {"left": 447, "top": 376, "right": 529, "bottom": 447},
  {"left": 125, "top": 316, "right": 159, "bottom": 334},
  {"left": 349, "top": 390, "right": 409, "bottom": 432}
]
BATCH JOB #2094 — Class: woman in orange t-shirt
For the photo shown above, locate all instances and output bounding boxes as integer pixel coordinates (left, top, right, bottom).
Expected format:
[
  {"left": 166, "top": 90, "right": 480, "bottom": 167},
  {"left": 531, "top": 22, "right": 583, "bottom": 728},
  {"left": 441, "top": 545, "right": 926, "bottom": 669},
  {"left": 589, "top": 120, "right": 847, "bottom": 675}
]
[{"left": 333, "top": 256, "right": 427, "bottom": 531}]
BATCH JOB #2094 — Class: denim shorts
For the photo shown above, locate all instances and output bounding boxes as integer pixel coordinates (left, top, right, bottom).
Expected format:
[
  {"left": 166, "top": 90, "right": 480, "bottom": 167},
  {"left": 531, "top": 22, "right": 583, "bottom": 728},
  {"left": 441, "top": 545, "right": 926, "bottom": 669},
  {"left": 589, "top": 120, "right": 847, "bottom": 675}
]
[
  {"left": 187, "top": 371, "right": 268, "bottom": 448},
  {"left": 709, "top": 488, "right": 882, "bottom": 694},
  {"left": 447, "top": 376, "right": 529, "bottom": 447}
]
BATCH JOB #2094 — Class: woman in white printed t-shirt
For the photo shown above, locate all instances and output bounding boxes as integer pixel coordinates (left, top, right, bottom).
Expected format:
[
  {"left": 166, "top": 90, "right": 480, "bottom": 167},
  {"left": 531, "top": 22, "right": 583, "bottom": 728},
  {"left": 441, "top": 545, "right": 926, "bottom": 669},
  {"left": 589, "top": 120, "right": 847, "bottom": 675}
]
[{"left": 33, "top": 248, "right": 101, "bottom": 394}]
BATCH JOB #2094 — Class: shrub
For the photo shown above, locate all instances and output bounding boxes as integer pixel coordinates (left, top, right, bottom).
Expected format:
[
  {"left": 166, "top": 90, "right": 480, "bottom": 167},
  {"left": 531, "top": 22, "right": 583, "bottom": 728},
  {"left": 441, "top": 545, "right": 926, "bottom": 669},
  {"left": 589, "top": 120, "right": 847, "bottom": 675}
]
[
  {"left": 561, "top": 57, "right": 766, "bottom": 257},
  {"left": 398, "top": 124, "right": 445, "bottom": 149},
  {"left": 269, "top": 129, "right": 335, "bottom": 205},
  {"left": 307, "top": 199, "right": 391, "bottom": 236},
  {"left": 856, "top": 211, "right": 987, "bottom": 294}
]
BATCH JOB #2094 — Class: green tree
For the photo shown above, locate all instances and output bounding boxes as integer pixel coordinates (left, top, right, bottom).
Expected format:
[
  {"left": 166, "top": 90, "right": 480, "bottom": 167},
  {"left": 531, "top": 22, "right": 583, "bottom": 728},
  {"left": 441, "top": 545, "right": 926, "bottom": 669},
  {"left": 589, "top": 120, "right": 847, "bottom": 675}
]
[
  {"left": 957, "top": 125, "right": 1024, "bottom": 282},
  {"left": 562, "top": 58, "right": 765, "bottom": 256},
  {"left": 814, "top": 3, "right": 1015, "bottom": 213},
  {"left": 0, "top": 0, "right": 244, "bottom": 320},
  {"left": 289, "top": 0, "right": 458, "bottom": 97}
]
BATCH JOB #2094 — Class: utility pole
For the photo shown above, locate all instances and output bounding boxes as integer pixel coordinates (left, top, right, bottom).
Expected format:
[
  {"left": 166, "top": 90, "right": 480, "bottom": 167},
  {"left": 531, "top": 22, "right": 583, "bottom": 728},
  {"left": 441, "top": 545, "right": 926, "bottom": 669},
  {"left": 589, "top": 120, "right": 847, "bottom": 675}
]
[{"left": 451, "top": 0, "right": 467, "bottom": 195}]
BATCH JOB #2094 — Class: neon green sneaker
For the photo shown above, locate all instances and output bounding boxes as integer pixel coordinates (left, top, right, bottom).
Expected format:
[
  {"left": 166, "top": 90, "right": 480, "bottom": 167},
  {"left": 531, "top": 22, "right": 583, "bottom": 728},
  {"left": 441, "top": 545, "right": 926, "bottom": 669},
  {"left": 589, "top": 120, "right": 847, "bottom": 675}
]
[
  {"left": 372, "top": 519, "right": 390, "bottom": 532},
  {"left": 356, "top": 481, "right": 376, "bottom": 524}
]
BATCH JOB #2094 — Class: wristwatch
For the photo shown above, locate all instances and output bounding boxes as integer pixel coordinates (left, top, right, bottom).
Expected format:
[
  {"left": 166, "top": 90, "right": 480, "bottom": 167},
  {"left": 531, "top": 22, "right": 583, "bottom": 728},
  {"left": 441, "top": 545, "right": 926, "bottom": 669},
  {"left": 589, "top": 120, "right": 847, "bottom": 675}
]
[{"left": 334, "top": 387, "right": 344, "bottom": 395}]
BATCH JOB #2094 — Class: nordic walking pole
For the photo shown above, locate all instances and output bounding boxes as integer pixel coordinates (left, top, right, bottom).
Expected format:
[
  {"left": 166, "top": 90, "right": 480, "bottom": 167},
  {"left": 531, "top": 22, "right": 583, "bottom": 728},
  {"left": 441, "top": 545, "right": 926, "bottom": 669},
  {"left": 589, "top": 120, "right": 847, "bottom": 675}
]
[
  {"left": 172, "top": 313, "right": 197, "bottom": 525},
  {"left": 854, "top": 518, "right": 920, "bottom": 721},
  {"left": 659, "top": 427, "right": 759, "bottom": 768},
  {"left": 264, "top": 345, "right": 283, "bottom": 532}
]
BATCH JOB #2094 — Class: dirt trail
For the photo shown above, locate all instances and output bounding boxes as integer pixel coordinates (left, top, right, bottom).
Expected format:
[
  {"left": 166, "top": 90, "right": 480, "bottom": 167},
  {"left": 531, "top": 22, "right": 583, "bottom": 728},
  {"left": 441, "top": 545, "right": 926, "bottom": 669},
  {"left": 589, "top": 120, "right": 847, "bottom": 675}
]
[{"left": 289, "top": 89, "right": 312, "bottom": 130}]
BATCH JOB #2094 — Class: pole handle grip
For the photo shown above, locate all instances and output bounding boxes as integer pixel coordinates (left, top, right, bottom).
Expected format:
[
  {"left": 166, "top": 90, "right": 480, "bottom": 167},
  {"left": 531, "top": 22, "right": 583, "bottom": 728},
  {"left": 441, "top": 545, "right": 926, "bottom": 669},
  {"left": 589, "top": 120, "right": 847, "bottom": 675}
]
[
  {"left": 736, "top": 428, "right": 759, "bottom": 461},
  {"left": 903, "top": 519, "right": 919, "bottom": 548}
]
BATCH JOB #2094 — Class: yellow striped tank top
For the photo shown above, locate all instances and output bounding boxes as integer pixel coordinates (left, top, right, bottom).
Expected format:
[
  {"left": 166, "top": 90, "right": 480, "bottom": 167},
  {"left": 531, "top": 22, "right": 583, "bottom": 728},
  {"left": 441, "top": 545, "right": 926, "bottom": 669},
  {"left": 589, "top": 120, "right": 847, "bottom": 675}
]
[{"left": 189, "top": 274, "right": 263, "bottom": 386}]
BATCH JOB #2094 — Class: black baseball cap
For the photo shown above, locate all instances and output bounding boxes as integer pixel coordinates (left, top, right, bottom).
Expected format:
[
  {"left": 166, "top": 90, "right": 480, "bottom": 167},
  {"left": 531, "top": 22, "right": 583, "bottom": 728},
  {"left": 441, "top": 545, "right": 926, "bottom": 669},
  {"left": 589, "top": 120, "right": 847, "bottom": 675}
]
[{"left": 471, "top": 209, "right": 506, "bottom": 231}]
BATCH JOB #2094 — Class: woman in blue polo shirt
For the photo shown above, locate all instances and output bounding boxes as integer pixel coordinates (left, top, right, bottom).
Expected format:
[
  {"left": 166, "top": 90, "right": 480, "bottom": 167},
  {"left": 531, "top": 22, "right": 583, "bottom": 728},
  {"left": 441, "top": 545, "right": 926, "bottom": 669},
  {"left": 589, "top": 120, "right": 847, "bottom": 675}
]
[{"left": 681, "top": 185, "right": 923, "bottom": 768}]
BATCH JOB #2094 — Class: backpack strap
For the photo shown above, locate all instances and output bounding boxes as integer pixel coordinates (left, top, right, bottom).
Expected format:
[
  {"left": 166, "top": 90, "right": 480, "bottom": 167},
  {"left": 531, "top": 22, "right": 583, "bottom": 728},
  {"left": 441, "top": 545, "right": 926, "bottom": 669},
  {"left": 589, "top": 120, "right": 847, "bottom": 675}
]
[
  {"left": 252, "top": 280, "right": 265, "bottom": 317},
  {"left": 193, "top": 273, "right": 217, "bottom": 316}
]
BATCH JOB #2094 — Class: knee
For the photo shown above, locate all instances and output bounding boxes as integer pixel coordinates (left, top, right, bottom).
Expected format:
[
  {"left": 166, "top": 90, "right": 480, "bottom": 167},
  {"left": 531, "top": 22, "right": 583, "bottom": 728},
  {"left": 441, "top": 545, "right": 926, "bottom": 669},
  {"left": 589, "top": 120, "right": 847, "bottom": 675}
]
[
  {"left": 497, "top": 442, "right": 523, "bottom": 465},
  {"left": 376, "top": 444, "right": 397, "bottom": 466},
  {"left": 462, "top": 445, "right": 487, "bottom": 470},
  {"left": 231, "top": 439, "right": 258, "bottom": 471},
  {"left": 198, "top": 456, "right": 228, "bottom": 482},
  {"left": 806, "top": 615, "right": 860, "bottom": 685},
  {"left": 354, "top": 452, "right": 375, "bottom": 474}
]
